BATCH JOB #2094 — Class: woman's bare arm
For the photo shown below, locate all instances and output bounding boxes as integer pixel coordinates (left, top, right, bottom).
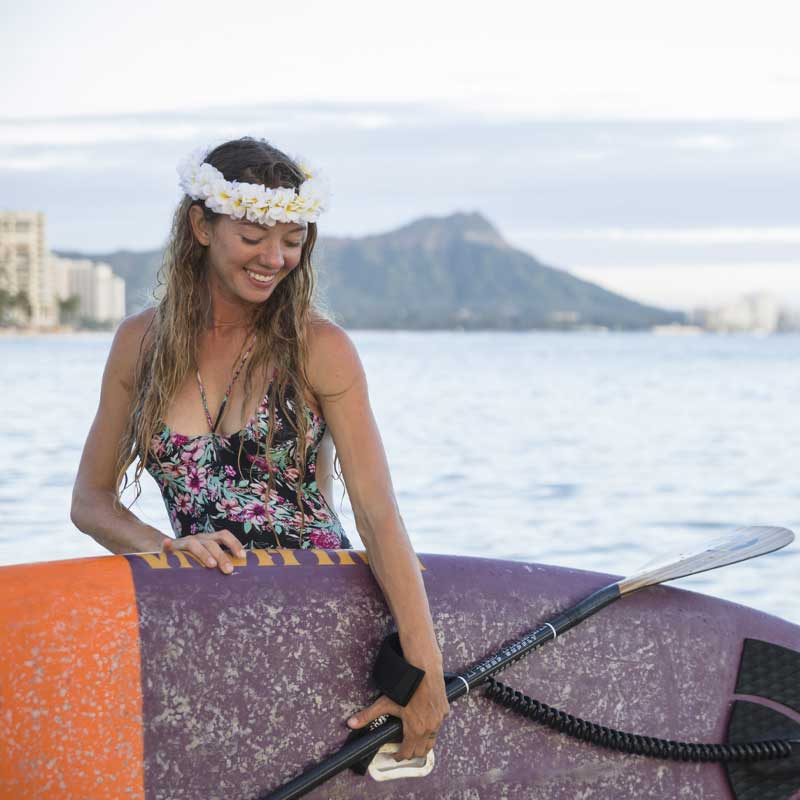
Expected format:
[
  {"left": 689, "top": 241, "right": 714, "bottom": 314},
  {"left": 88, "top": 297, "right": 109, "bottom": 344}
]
[
  {"left": 71, "top": 309, "right": 170, "bottom": 554},
  {"left": 72, "top": 311, "right": 258, "bottom": 572},
  {"left": 308, "top": 320, "right": 449, "bottom": 760}
]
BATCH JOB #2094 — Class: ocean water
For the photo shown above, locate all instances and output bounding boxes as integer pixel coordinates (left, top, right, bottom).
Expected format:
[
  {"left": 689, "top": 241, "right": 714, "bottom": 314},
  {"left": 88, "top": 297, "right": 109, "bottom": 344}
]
[{"left": 1, "top": 331, "right": 798, "bottom": 624}]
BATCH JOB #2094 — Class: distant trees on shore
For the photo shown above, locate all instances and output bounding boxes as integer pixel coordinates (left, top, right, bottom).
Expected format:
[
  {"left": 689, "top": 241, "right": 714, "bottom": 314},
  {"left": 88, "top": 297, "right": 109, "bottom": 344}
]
[{"left": 0, "top": 290, "right": 32, "bottom": 326}]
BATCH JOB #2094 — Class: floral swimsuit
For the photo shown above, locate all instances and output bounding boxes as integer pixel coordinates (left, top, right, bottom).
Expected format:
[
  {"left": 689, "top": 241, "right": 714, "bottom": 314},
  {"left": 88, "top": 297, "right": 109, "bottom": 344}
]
[{"left": 145, "top": 347, "right": 350, "bottom": 550}]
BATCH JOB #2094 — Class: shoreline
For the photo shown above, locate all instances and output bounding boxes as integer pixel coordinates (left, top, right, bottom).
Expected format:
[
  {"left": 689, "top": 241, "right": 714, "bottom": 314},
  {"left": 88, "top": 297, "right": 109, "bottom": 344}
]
[
  {"left": 0, "top": 326, "right": 116, "bottom": 337},
  {"left": 0, "top": 325, "right": 792, "bottom": 337}
]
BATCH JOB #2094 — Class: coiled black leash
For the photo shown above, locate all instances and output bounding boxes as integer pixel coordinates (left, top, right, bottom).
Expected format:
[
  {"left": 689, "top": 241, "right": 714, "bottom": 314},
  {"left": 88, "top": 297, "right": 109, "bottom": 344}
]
[{"left": 485, "top": 677, "right": 796, "bottom": 764}]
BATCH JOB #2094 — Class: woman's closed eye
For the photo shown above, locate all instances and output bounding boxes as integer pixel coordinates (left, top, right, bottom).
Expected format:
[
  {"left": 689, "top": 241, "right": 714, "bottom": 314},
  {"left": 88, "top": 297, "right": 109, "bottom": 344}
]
[{"left": 241, "top": 236, "right": 303, "bottom": 248}]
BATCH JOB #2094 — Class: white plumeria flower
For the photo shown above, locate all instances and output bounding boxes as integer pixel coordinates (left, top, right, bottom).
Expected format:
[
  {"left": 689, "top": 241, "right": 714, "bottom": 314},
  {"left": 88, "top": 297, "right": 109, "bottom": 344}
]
[
  {"left": 296, "top": 161, "right": 315, "bottom": 181},
  {"left": 177, "top": 147, "right": 331, "bottom": 224},
  {"left": 244, "top": 187, "right": 269, "bottom": 223},
  {"left": 177, "top": 150, "right": 217, "bottom": 199},
  {"left": 195, "top": 163, "right": 219, "bottom": 195},
  {"left": 263, "top": 187, "right": 294, "bottom": 222},
  {"left": 237, "top": 182, "right": 266, "bottom": 209},
  {"left": 229, "top": 190, "right": 249, "bottom": 219},
  {"left": 299, "top": 175, "right": 330, "bottom": 213},
  {"left": 207, "top": 179, "right": 238, "bottom": 215}
]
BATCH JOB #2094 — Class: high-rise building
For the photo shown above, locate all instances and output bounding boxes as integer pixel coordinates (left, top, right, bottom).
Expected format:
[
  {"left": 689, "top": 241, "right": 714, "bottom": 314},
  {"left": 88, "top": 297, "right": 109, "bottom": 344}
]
[
  {"left": 51, "top": 256, "right": 126, "bottom": 323},
  {"left": 691, "top": 292, "right": 781, "bottom": 333},
  {"left": 0, "top": 211, "right": 57, "bottom": 326},
  {"left": 745, "top": 292, "right": 780, "bottom": 333}
]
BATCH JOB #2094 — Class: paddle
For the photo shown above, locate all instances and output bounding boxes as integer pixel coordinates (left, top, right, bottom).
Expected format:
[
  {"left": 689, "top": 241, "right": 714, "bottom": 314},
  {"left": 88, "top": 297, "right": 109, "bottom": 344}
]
[{"left": 260, "top": 525, "right": 794, "bottom": 800}]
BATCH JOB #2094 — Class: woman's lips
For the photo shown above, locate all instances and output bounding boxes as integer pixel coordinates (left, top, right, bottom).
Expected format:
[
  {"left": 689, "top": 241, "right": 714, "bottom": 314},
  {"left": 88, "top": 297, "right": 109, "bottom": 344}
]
[{"left": 244, "top": 268, "right": 277, "bottom": 285}]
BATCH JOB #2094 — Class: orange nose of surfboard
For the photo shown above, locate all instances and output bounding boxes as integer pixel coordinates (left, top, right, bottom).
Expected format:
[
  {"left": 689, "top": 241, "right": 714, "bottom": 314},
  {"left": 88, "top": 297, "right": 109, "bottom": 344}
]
[{"left": 0, "top": 555, "right": 144, "bottom": 799}]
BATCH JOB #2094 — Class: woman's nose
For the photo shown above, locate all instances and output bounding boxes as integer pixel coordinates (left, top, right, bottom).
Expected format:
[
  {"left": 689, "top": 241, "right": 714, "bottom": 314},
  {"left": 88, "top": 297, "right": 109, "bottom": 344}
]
[{"left": 257, "top": 240, "right": 284, "bottom": 269}]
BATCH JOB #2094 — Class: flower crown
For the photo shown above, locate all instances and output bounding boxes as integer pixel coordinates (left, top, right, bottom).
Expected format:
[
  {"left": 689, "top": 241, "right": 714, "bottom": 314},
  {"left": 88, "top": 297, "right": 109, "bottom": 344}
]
[{"left": 177, "top": 147, "right": 330, "bottom": 226}]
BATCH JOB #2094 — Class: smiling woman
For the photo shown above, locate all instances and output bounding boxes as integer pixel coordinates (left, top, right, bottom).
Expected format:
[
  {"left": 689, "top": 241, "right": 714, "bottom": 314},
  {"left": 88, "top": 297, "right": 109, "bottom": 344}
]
[
  {"left": 69, "top": 136, "right": 449, "bottom": 764},
  {"left": 192, "top": 216, "right": 308, "bottom": 300}
]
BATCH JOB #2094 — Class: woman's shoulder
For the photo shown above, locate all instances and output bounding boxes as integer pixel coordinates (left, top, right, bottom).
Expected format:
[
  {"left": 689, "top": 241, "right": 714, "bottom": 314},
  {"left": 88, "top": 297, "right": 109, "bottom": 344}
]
[
  {"left": 306, "top": 315, "right": 364, "bottom": 393},
  {"left": 306, "top": 314, "right": 358, "bottom": 361},
  {"left": 108, "top": 307, "right": 158, "bottom": 390},
  {"left": 307, "top": 313, "right": 348, "bottom": 346},
  {"left": 116, "top": 306, "right": 157, "bottom": 340},
  {"left": 113, "top": 307, "right": 158, "bottom": 359}
]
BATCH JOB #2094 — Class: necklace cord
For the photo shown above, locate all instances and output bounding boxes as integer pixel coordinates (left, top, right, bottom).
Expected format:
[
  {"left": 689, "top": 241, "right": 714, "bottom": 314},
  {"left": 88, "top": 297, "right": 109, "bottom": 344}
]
[{"left": 196, "top": 334, "right": 258, "bottom": 434}]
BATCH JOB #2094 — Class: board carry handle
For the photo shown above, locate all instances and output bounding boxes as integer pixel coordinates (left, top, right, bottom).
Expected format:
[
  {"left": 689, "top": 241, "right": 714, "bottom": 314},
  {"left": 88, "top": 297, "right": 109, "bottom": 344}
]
[{"left": 260, "top": 525, "right": 795, "bottom": 800}]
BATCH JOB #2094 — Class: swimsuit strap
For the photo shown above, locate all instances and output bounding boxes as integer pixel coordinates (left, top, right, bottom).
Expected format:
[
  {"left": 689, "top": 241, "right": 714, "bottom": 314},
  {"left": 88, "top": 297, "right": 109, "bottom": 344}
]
[{"left": 196, "top": 334, "right": 258, "bottom": 434}]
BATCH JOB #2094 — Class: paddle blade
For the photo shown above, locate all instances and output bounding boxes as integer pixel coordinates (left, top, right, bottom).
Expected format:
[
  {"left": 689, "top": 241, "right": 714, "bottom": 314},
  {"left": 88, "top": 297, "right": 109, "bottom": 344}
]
[{"left": 617, "top": 525, "right": 794, "bottom": 595}]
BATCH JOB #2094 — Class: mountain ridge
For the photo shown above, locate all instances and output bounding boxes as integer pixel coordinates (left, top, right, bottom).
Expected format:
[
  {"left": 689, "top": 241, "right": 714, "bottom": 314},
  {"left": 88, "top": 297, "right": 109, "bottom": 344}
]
[{"left": 55, "top": 211, "right": 684, "bottom": 330}]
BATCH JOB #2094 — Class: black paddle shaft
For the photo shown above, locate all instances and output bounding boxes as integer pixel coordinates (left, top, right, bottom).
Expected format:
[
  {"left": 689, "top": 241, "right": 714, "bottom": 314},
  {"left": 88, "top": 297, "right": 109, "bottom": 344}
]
[{"left": 260, "top": 583, "right": 621, "bottom": 800}]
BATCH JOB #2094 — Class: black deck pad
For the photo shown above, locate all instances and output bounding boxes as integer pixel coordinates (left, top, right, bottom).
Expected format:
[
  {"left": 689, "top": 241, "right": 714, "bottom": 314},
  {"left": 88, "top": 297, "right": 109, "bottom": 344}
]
[
  {"left": 725, "top": 700, "right": 800, "bottom": 800},
  {"left": 735, "top": 638, "right": 800, "bottom": 714}
]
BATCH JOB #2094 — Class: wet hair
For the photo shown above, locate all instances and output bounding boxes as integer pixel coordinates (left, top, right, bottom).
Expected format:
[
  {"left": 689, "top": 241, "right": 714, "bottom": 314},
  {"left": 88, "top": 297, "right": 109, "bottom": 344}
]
[{"left": 115, "top": 136, "right": 334, "bottom": 545}]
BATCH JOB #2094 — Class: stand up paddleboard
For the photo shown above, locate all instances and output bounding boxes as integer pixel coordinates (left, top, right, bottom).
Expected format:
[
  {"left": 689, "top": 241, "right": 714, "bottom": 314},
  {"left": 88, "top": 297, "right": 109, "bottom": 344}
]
[{"left": 1, "top": 547, "right": 799, "bottom": 799}]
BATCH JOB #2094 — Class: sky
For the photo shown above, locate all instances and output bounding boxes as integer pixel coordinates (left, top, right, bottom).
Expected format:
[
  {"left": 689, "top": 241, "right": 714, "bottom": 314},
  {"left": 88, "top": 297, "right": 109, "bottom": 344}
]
[{"left": 1, "top": 0, "right": 798, "bottom": 309}]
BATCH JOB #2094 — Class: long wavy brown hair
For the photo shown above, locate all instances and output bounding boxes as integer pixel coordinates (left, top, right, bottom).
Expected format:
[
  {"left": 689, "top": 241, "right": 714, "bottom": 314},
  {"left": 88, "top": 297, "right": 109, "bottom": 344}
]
[{"left": 115, "top": 136, "right": 334, "bottom": 545}]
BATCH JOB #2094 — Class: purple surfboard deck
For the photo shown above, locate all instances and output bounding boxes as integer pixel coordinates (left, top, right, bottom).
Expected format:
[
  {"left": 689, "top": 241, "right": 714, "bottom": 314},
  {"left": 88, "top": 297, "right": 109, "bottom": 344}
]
[{"left": 124, "top": 549, "right": 800, "bottom": 800}]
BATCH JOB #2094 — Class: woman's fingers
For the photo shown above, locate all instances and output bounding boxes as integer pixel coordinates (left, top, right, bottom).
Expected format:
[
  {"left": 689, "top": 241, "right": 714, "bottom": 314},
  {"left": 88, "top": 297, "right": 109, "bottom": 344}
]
[
  {"left": 215, "top": 529, "right": 246, "bottom": 559},
  {"left": 178, "top": 537, "right": 220, "bottom": 568},
  {"left": 202, "top": 539, "right": 235, "bottom": 573},
  {"left": 162, "top": 533, "right": 245, "bottom": 574},
  {"left": 391, "top": 671, "right": 449, "bottom": 761},
  {"left": 345, "top": 693, "right": 441, "bottom": 762},
  {"left": 205, "top": 530, "right": 247, "bottom": 572},
  {"left": 390, "top": 706, "right": 441, "bottom": 761},
  {"left": 394, "top": 727, "right": 433, "bottom": 761},
  {"left": 346, "top": 695, "right": 399, "bottom": 730}
]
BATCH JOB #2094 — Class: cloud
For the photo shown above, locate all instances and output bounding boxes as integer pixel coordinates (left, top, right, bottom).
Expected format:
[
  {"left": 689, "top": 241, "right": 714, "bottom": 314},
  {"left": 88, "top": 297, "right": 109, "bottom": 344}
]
[
  {"left": 0, "top": 103, "right": 437, "bottom": 150},
  {"left": 670, "top": 135, "right": 736, "bottom": 152},
  {"left": 1, "top": 106, "right": 798, "bottom": 254},
  {"left": 567, "top": 262, "right": 800, "bottom": 310},
  {"left": 0, "top": 152, "right": 127, "bottom": 172},
  {"left": 511, "top": 227, "right": 800, "bottom": 244},
  {"left": 0, "top": 120, "right": 200, "bottom": 148}
]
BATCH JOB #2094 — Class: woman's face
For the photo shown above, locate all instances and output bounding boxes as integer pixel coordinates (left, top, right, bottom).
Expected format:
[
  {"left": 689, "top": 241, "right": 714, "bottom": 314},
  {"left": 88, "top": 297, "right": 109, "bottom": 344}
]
[{"left": 190, "top": 208, "right": 308, "bottom": 305}]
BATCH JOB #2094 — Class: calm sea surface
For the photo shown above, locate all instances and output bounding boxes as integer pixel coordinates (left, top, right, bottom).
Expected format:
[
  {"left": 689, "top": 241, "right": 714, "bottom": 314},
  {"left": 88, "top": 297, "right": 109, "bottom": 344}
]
[{"left": 1, "top": 331, "right": 798, "bottom": 623}]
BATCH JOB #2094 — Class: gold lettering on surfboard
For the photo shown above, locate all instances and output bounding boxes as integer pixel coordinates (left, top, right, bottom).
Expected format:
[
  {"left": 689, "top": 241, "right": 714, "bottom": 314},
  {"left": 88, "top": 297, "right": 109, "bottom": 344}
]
[
  {"left": 249, "top": 549, "right": 276, "bottom": 567},
  {"left": 311, "top": 550, "right": 336, "bottom": 566},
  {"left": 275, "top": 549, "right": 300, "bottom": 566},
  {"left": 135, "top": 551, "right": 201, "bottom": 569},
  {"left": 134, "top": 548, "right": 425, "bottom": 570}
]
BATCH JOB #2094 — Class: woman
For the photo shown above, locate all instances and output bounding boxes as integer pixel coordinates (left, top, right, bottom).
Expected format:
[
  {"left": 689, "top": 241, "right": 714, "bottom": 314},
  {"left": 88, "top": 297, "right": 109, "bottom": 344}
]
[{"left": 71, "top": 136, "right": 449, "bottom": 762}]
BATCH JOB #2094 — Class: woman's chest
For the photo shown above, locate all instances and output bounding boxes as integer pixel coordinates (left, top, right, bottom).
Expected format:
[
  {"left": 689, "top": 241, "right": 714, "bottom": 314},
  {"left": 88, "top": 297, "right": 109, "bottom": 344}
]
[
  {"left": 161, "top": 365, "right": 268, "bottom": 438},
  {"left": 162, "top": 370, "right": 324, "bottom": 439}
]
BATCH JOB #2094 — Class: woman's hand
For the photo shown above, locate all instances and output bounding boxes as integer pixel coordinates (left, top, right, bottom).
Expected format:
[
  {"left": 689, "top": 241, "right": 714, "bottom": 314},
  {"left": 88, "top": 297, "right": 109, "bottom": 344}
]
[
  {"left": 162, "top": 530, "right": 245, "bottom": 574},
  {"left": 346, "top": 665, "right": 450, "bottom": 761}
]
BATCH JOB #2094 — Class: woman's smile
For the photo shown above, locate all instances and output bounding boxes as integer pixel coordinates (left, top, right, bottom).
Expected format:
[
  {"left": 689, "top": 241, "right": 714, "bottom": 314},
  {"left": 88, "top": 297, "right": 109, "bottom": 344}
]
[{"left": 244, "top": 267, "right": 279, "bottom": 286}]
